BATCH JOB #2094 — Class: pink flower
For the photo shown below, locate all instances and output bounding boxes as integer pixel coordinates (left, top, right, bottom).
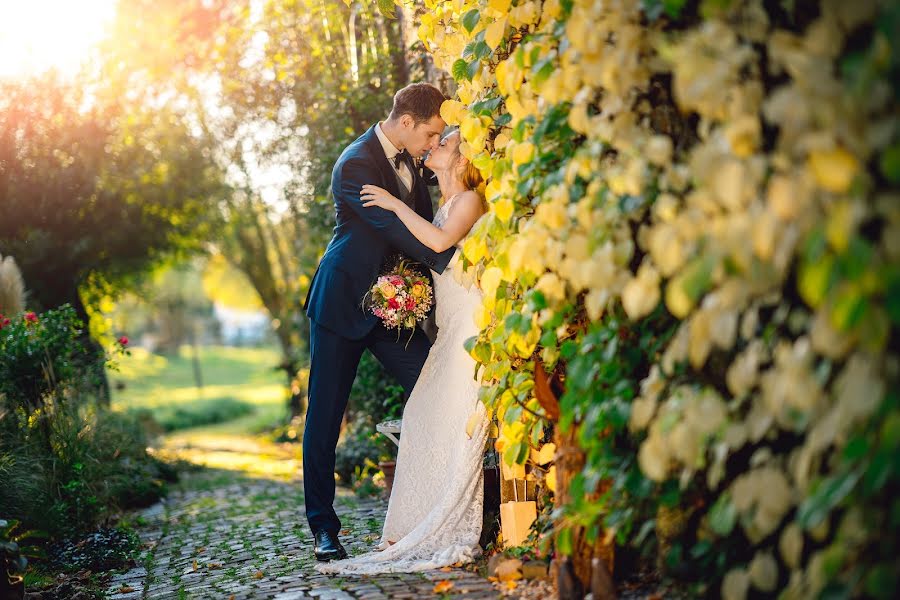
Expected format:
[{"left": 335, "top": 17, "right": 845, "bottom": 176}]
[
  {"left": 389, "top": 276, "right": 403, "bottom": 286},
  {"left": 118, "top": 336, "right": 129, "bottom": 346},
  {"left": 24, "top": 311, "right": 38, "bottom": 324},
  {"left": 405, "top": 297, "right": 416, "bottom": 310}
]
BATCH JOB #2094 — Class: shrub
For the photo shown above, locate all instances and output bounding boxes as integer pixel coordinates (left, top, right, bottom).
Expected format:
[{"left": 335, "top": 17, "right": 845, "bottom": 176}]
[
  {"left": 0, "top": 304, "right": 171, "bottom": 540},
  {"left": 130, "top": 396, "right": 255, "bottom": 432},
  {"left": 0, "top": 305, "right": 94, "bottom": 414}
]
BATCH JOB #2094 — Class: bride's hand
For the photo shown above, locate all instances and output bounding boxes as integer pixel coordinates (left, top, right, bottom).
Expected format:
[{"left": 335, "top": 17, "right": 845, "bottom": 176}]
[{"left": 360, "top": 185, "right": 404, "bottom": 212}]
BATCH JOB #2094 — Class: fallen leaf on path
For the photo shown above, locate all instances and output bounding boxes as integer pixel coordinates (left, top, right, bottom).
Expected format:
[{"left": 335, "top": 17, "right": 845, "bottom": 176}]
[
  {"left": 439, "top": 566, "right": 452, "bottom": 572},
  {"left": 505, "top": 580, "right": 518, "bottom": 591},
  {"left": 254, "top": 571, "right": 264, "bottom": 579},
  {"left": 207, "top": 562, "right": 223, "bottom": 569},
  {"left": 195, "top": 546, "right": 206, "bottom": 554},
  {"left": 432, "top": 580, "right": 454, "bottom": 594},
  {"left": 118, "top": 586, "right": 135, "bottom": 593},
  {"left": 192, "top": 560, "right": 198, "bottom": 571}
]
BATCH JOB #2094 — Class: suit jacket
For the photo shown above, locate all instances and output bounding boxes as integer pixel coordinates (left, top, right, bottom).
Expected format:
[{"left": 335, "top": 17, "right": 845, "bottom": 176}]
[{"left": 304, "top": 125, "right": 456, "bottom": 340}]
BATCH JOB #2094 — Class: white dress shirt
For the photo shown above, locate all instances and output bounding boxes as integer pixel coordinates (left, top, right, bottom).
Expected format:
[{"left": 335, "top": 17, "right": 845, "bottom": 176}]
[{"left": 375, "top": 122, "right": 414, "bottom": 195}]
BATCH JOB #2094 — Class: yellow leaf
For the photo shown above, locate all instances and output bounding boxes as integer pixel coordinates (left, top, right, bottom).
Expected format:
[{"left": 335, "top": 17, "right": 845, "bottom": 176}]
[
  {"left": 465, "top": 409, "right": 482, "bottom": 439},
  {"left": 440, "top": 566, "right": 452, "bottom": 572},
  {"left": 485, "top": 17, "right": 508, "bottom": 50},
  {"left": 808, "top": 147, "right": 859, "bottom": 193},
  {"left": 192, "top": 560, "right": 198, "bottom": 571},
  {"left": 488, "top": 0, "right": 512, "bottom": 12},
  {"left": 433, "top": 580, "right": 455, "bottom": 593},
  {"left": 474, "top": 303, "right": 493, "bottom": 329},
  {"left": 546, "top": 465, "right": 557, "bottom": 492},
  {"left": 254, "top": 571, "right": 264, "bottom": 579},
  {"left": 505, "top": 580, "right": 519, "bottom": 590},
  {"left": 440, "top": 99, "right": 467, "bottom": 127},
  {"left": 479, "top": 266, "right": 504, "bottom": 299},
  {"left": 535, "top": 443, "right": 556, "bottom": 465},
  {"left": 493, "top": 196, "right": 515, "bottom": 223},
  {"left": 463, "top": 236, "right": 488, "bottom": 264},
  {"left": 511, "top": 141, "right": 536, "bottom": 166}
]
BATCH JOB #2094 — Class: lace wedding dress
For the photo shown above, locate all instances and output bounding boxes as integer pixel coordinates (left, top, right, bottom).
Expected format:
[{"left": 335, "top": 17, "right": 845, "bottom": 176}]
[{"left": 316, "top": 194, "right": 489, "bottom": 575}]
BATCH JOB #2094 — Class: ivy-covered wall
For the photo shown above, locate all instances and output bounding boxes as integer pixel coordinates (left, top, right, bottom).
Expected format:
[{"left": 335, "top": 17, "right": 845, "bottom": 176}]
[{"left": 412, "top": 0, "right": 899, "bottom": 596}]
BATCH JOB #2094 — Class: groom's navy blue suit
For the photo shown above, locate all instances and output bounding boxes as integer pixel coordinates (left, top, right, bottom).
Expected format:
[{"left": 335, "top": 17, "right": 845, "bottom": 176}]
[{"left": 302, "top": 125, "right": 456, "bottom": 535}]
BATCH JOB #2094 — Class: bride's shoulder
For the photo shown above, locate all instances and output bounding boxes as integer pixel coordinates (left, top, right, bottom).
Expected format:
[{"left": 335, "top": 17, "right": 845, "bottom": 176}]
[{"left": 448, "top": 190, "right": 483, "bottom": 212}]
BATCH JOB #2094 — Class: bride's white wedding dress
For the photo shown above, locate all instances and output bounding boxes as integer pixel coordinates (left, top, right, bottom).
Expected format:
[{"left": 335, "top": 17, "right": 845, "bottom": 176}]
[{"left": 316, "top": 194, "right": 489, "bottom": 575}]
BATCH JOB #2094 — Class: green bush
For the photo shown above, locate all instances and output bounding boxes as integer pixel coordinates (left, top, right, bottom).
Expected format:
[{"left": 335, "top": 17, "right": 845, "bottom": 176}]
[
  {"left": 0, "top": 402, "right": 171, "bottom": 539},
  {"left": 131, "top": 396, "right": 255, "bottom": 432},
  {"left": 0, "top": 305, "right": 92, "bottom": 413},
  {"left": 0, "top": 305, "right": 172, "bottom": 541}
]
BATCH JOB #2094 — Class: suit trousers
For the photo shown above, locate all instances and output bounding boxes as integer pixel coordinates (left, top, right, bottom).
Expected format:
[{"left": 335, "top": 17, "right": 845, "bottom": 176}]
[{"left": 302, "top": 318, "right": 431, "bottom": 535}]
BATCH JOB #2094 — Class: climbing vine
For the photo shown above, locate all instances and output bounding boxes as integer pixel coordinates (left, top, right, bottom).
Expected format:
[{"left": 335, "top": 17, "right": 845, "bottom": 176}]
[{"left": 401, "top": 0, "right": 900, "bottom": 596}]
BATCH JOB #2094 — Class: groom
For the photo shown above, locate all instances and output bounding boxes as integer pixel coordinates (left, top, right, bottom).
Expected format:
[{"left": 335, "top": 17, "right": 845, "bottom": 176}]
[{"left": 302, "top": 83, "right": 457, "bottom": 561}]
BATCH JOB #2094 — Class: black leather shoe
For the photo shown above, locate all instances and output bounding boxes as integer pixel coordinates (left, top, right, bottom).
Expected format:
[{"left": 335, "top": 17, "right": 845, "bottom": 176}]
[{"left": 314, "top": 530, "right": 348, "bottom": 562}]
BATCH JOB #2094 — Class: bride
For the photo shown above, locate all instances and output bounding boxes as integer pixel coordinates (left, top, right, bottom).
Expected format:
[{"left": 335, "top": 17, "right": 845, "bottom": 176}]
[{"left": 316, "top": 129, "right": 489, "bottom": 575}]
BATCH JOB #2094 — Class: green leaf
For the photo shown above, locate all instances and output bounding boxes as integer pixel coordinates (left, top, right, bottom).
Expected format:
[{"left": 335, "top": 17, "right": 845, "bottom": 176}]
[
  {"left": 466, "top": 59, "right": 482, "bottom": 81},
  {"left": 880, "top": 143, "right": 900, "bottom": 185},
  {"left": 798, "top": 254, "right": 835, "bottom": 308},
  {"left": 798, "top": 469, "right": 862, "bottom": 529},
  {"left": 708, "top": 494, "right": 737, "bottom": 536},
  {"left": 462, "top": 9, "right": 481, "bottom": 33},
  {"left": 472, "top": 40, "right": 492, "bottom": 61},
  {"left": 451, "top": 59, "right": 469, "bottom": 82},
  {"left": 532, "top": 56, "right": 555, "bottom": 86},
  {"left": 375, "top": 0, "right": 396, "bottom": 19},
  {"left": 556, "top": 526, "right": 573, "bottom": 555},
  {"left": 830, "top": 286, "right": 867, "bottom": 331},
  {"left": 471, "top": 96, "right": 502, "bottom": 116}
]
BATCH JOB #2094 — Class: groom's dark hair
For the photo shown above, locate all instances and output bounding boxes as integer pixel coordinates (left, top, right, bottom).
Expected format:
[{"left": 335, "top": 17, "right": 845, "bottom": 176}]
[{"left": 388, "top": 83, "right": 447, "bottom": 125}]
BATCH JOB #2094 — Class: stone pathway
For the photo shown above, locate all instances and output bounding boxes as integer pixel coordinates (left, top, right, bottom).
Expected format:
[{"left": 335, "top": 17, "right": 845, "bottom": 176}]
[{"left": 105, "top": 435, "right": 527, "bottom": 600}]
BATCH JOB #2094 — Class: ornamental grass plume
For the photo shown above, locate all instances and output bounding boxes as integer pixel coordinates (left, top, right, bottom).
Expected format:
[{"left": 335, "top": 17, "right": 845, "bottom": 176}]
[{"left": 0, "top": 253, "right": 26, "bottom": 315}]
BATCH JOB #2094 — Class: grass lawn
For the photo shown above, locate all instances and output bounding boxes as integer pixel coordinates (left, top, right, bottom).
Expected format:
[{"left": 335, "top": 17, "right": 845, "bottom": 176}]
[{"left": 110, "top": 345, "right": 293, "bottom": 435}]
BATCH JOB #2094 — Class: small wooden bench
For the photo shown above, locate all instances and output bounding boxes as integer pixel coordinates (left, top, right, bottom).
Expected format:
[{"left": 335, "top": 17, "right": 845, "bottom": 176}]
[{"left": 376, "top": 418, "right": 402, "bottom": 447}]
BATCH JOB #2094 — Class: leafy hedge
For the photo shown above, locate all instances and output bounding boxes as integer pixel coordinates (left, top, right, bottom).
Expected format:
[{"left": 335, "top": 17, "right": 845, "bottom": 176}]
[{"left": 408, "top": 0, "right": 900, "bottom": 596}]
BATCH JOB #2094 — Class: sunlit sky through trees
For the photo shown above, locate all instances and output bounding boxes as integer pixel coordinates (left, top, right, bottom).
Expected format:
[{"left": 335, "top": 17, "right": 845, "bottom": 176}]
[
  {"left": 0, "top": 0, "right": 117, "bottom": 79},
  {"left": 0, "top": 0, "right": 297, "bottom": 212}
]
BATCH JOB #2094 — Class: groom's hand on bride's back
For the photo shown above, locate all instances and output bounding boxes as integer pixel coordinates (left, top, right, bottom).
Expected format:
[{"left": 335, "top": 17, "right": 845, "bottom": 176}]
[{"left": 337, "top": 158, "right": 454, "bottom": 272}]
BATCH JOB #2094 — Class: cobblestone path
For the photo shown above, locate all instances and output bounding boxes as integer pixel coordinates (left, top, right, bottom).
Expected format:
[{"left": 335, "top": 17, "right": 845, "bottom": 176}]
[{"left": 105, "top": 434, "right": 518, "bottom": 600}]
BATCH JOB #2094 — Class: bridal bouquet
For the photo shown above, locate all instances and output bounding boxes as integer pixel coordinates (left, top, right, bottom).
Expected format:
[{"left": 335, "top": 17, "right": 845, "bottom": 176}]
[{"left": 366, "top": 259, "right": 433, "bottom": 331}]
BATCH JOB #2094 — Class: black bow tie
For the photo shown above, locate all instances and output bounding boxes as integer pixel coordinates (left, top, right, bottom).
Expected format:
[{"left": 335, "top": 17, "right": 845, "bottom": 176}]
[{"left": 392, "top": 149, "right": 411, "bottom": 169}]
